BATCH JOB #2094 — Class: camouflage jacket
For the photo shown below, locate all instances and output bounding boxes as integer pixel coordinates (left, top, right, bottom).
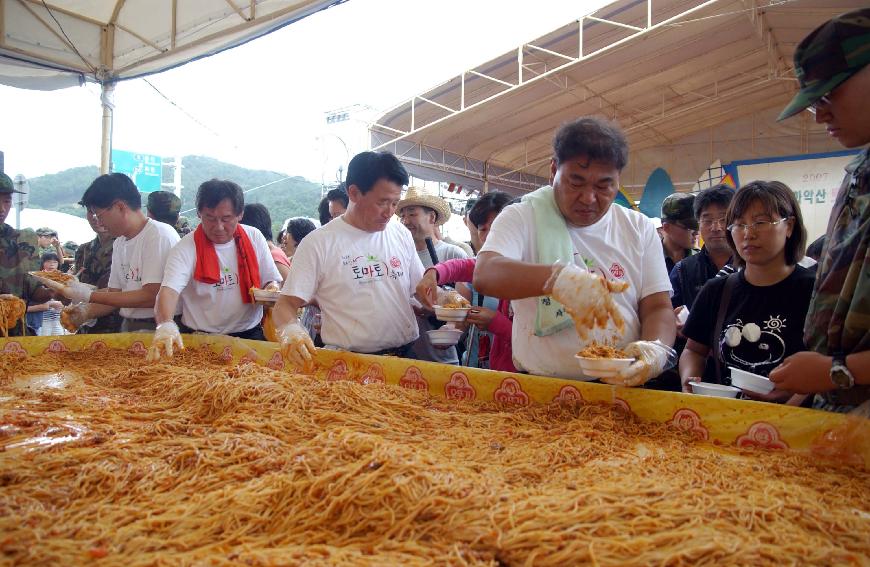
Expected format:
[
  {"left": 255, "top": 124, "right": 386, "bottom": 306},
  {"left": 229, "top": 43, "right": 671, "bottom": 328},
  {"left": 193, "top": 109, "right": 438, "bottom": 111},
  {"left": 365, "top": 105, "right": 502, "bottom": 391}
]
[
  {"left": 74, "top": 235, "right": 115, "bottom": 288},
  {"left": 804, "top": 148, "right": 870, "bottom": 406},
  {"left": 0, "top": 223, "right": 41, "bottom": 301}
]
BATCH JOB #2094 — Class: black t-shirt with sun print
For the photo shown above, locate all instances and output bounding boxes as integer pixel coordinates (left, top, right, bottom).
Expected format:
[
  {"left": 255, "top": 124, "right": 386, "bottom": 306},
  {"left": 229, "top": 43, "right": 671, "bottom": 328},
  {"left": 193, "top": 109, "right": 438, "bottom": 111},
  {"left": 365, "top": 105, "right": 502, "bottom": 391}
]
[{"left": 682, "top": 266, "right": 816, "bottom": 383}]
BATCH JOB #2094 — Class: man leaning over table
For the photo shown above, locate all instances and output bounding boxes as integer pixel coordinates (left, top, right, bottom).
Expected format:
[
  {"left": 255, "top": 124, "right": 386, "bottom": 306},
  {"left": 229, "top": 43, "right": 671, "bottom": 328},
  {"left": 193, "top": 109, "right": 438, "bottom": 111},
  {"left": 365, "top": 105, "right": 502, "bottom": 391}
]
[
  {"left": 271, "top": 151, "right": 424, "bottom": 370},
  {"left": 473, "top": 117, "right": 676, "bottom": 385}
]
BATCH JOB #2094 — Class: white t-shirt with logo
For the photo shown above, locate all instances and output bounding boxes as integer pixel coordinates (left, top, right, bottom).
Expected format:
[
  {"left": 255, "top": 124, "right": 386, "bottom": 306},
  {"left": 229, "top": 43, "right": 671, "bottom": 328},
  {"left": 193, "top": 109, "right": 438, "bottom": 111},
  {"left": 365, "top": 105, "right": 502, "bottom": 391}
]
[
  {"left": 282, "top": 217, "right": 424, "bottom": 353},
  {"left": 480, "top": 201, "right": 672, "bottom": 379},
  {"left": 161, "top": 224, "right": 281, "bottom": 333},
  {"left": 108, "top": 219, "right": 180, "bottom": 320}
]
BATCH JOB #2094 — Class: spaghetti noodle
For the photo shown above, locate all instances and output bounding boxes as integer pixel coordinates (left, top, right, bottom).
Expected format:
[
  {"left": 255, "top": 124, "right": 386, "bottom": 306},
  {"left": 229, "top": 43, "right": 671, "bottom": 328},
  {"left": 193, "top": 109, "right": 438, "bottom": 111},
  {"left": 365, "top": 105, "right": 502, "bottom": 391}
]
[
  {"left": 29, "top": 270, "right": 75, "bottom": 284},
  {"left": 0, "top": 296, "right": 26, "bottom": 337},
  {"left": 578, "top": 343, "right": 630, "bottom": 359},
  {"left": 0, "top": 348, "right": 868, "bottom": 566}
]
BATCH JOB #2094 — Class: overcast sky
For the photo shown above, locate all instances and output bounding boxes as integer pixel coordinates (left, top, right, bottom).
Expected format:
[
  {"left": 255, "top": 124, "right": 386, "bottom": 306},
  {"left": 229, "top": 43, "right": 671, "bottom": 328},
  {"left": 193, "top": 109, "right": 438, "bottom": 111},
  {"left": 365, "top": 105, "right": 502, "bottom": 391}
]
[{"left": 0, "top": 0, "right": 605, "bottom": 182}]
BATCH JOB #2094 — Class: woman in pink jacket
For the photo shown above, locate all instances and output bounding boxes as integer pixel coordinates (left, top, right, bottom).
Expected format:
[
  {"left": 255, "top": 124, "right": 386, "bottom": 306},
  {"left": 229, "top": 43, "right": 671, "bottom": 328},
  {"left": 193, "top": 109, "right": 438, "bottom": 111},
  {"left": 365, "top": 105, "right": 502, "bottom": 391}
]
[{"left": 417, "top": 192, "right": 517, "bottom": 371}]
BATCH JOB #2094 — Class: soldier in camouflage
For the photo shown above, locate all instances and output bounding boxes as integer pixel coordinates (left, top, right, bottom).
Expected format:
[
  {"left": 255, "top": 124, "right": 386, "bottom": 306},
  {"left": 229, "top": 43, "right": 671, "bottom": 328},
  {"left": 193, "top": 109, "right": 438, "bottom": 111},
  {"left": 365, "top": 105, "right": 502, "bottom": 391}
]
[
  {"left": 73, "top": 205, "right": 121, "bottom": 333},
  {"left": 146, "top": 191, "right": 189, "bottom": 237},
  {"left": 660, "top": 193, "right": 699, "bottom": 274},
  {"left": 0, "top": 172, "right": 52, "bottom": 334},
  {"left": 769, "top": 8, "right": 870, "bottom": 410},
  {"left": 35, "top": 227, "right": 63, "bottom": 258}
]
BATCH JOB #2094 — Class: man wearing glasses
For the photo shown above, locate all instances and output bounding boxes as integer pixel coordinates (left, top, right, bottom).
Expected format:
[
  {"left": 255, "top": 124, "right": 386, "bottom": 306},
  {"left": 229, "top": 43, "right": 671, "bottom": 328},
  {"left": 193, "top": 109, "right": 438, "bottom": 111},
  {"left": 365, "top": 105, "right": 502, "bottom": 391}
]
[
  {"left": 59, "top": 173, "right": 180, "bottom": 332},
  {"left": 659, "top": 193, "right": 699, "bottom": 274},
  {"left": 769, "top": 8, "right": 870, "bottom": 409}
]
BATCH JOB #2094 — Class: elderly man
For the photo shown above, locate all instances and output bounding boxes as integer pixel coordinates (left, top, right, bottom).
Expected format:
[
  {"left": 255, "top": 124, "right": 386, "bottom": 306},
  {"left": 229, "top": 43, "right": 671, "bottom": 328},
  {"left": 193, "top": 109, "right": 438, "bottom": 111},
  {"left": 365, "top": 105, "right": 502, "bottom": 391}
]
[
  {"left": 59, "top": 173, "right": 180, "bottom": 333},
  {"left": 398, "top": 186, "right": 469, "bottom": 364},
  {"left": 660, "top": 193, "right": 699, "bottom": 274},
  {"left": 148, "top": 180, "right": 281, "bottom": 360},
  {"left": 473, "top": 117, "right": 676, "bottom": 384},
  {"left": 769, "top": 8, "right": 870, "bottom": 410},
  {"left": 273, "top": 151, "right": 424, "bottom": 370}
]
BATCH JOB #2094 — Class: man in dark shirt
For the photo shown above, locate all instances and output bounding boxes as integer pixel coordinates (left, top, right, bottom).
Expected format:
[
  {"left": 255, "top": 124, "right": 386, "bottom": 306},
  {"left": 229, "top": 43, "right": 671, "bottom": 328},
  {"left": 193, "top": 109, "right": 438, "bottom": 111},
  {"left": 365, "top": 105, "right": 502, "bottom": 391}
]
[
  {"left": 659, "top": 193, "right": 699, "bottom": 274},
  {"left": 73, "top": 206, "right": 120, "bottom": 333}
]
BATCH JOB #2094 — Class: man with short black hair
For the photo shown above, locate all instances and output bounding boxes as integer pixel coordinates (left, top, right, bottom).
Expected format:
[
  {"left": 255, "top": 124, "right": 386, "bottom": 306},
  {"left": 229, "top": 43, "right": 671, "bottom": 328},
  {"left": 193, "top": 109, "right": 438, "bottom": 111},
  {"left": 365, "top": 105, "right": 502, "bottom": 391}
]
[
  {"left": 670, "top": 185, "right": 735, "bottom": 311},
  {"left": 474, "top": 117, "right": 676, "bottom": 384},
  {"left": 660, "top": 193, "right": 699, "bottom": 273},
  {"left": 148, "top": 180, "right": 281, "bottom": 360},
  {"left": 273, "top": 151, "right": 424, "bottom": 369},
  {"left": 59, "top": 173, "right": 180, "bottom": 332}
]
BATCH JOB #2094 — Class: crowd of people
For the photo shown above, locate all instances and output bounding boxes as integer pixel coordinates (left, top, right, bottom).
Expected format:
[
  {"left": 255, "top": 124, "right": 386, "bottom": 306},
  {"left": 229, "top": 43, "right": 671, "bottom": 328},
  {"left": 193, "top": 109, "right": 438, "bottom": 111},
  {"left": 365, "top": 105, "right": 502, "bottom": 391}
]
[{"left": 0, "top": 8, "right": 866, "bottom": 412}]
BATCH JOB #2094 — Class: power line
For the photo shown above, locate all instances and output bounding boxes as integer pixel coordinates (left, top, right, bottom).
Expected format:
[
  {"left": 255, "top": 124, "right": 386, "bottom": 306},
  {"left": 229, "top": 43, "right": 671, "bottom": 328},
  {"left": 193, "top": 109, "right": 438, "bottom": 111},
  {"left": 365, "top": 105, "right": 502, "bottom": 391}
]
[{"left": 40, "top": 0, "right": 96, "bottom": 75}]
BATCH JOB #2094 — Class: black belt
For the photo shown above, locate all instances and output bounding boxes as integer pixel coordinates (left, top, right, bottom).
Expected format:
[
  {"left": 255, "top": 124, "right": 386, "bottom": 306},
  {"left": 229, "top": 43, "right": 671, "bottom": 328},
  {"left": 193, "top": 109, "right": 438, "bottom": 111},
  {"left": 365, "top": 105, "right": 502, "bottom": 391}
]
[{"left": 366, "top": 341, "right": 415, "bottom": 358}]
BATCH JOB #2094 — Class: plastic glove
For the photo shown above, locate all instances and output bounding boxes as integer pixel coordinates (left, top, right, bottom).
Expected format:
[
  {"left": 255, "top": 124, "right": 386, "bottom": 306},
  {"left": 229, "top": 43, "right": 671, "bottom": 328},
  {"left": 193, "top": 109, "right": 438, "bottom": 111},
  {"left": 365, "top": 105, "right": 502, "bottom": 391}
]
[
  {"left": 604, "top": 340, "right": 676, "bottom": 387},
  {"left": 548, "top": 263, "right": 628, "bottom": 340},
  {"left": 60, "top": 281, "right": 93, "bottom": 303},
  {"left": 146, "top": 321, "right": 184, "bottom": 362},
  {"left": 60, "top": 303, "right": 91, "bottom": 333},
  {"left": 277, "top": 322, "right": 316, "bottom": 372}
]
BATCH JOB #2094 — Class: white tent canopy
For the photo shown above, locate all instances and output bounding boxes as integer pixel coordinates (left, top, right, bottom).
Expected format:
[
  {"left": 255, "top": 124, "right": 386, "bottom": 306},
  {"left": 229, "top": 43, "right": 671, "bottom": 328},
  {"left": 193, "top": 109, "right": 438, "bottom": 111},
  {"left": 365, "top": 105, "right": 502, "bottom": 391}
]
[
  {"left": 370, "top": 0, "right": 864, "bottom": 196},
  {"left": 1, "top": 0, "right": 341, "bottom": 171}
]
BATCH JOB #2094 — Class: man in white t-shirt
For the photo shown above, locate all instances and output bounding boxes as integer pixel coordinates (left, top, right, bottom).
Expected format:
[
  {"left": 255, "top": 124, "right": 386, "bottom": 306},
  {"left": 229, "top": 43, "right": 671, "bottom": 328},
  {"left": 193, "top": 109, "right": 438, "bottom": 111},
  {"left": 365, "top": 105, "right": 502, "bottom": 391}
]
[
  {"left": 272, "top": 151, "right": 424, "bottom": 370},
  {"left": 147, "top": 180, "right": 282, "bottom": 361},
  {"left": 60, "top": 173, "right": 180, "bottom": 333},
  {"left": 474, "top": 117, "right": 676, "bottom": 384},
  {"left": 397, "top": 186, "right": 469, "bottom": 364}
]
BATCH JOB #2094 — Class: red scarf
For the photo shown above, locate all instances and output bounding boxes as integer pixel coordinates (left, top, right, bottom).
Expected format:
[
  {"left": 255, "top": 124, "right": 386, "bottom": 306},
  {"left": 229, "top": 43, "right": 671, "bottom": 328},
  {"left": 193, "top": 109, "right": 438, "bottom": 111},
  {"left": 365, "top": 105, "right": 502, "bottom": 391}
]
[{"left": 193, "top": 224, "right": 260, "bottom": 304}]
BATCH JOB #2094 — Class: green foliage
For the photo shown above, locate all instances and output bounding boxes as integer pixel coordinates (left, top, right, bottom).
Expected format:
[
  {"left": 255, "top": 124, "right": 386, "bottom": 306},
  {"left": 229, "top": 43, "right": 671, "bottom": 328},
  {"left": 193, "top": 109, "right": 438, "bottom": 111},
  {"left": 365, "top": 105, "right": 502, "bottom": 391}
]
[{"left": 22, "top": 156, "right": 322, "bottom": 236}]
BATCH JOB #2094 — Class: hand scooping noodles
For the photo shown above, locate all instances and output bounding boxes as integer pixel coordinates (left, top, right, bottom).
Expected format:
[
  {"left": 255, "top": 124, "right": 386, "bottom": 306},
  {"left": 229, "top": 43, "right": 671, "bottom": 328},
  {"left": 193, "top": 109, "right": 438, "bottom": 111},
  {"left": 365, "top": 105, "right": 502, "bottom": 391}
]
[{"left": 549, "top": 264, "right": 629, "bottom": 340}]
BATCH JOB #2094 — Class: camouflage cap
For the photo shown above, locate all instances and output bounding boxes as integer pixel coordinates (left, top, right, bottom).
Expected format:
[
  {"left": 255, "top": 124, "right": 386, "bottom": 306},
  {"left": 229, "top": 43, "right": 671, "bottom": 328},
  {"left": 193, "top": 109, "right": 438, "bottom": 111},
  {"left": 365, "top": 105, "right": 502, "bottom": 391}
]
[
  {"left": 62, "top": 241, "right": 78, "bottom": 253},
  {"left": 146, "top": 191, "right": 182, "bottom": 217},
  {"left": 778, "top": 8, "right": 870, "bottom": 121},
  {"left": 36, "top": 227, "right": 58, "bottom": 237},
  {"left": 661, "top": 193, "right": 698, "bottom": 230},
  {"left": 0, "top": 172, "right": 23, "bottom": 194}
]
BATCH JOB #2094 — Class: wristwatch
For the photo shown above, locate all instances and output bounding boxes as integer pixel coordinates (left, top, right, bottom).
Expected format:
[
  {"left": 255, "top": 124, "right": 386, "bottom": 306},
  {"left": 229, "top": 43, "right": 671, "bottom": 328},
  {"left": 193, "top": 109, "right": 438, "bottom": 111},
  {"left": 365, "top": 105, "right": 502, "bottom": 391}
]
[{"left": 830, "top": 355, "right": 855, "bottom": 390}]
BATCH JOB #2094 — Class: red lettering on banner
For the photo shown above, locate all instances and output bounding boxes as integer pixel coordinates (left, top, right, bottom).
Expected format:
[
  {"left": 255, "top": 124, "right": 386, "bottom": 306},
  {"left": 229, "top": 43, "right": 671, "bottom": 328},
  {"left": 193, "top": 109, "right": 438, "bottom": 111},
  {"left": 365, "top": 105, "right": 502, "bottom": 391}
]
[
  {"left": 445, "top": 372, "right": 476, "bottom": 401},
  {"left": 399, "top": 366, "right": 428, "bottom": 391},
  {"left": 493, "top": 377, "right": 530, "bottom": 406}
]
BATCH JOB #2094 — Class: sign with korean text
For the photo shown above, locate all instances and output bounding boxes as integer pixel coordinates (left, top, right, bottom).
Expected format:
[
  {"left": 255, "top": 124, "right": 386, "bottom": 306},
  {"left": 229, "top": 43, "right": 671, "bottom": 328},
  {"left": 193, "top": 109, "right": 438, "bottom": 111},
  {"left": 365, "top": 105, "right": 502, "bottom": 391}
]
[{"left": 111, "top": 150, "right": 162, "bottom": 192}]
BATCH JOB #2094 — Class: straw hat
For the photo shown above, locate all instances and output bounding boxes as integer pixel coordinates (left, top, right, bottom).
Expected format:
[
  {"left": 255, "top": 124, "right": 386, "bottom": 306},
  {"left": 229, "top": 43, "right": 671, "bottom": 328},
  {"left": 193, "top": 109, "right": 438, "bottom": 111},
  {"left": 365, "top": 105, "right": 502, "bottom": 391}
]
[{"left": 397, "top": 186, "right": 451, "bottom": 226}]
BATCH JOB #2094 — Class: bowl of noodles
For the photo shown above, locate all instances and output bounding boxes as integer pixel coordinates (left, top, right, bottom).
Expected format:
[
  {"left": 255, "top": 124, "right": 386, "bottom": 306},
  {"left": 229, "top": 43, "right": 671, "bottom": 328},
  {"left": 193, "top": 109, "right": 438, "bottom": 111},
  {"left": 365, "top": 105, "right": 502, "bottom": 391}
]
[
  {"left": 434, "top": 293, "right": 471, "bottom": 322},
  {"left": 575, "top": 343, "right": 634, "bottom": 378}
]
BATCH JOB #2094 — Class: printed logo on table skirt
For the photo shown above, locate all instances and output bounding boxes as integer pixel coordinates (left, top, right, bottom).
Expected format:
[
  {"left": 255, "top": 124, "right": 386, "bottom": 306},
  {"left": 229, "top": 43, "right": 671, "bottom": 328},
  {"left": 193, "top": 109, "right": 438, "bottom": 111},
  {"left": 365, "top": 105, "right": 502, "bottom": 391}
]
[
  {"left": 359, "top": 363, "right": 386, "bottom": 385},
  {"left": 735, "top": 422, "right": 788, "bottom": 450},
  {"left": 613, "top": 397, "right": 632, "bottom": 414},
  {"left": 445, "top": 372, "right": 476, "bottom": 401},
  {"left": 266, "top": 352, "right": 284, "bottom": 371},
  {"left": 2, "top": 341, "right": 26, "bottom": 356},
  {"left": 493, "top": 377, "right": 530, "bottom": 406},
  {"left": 219, "top": 346, "right": 233, "bottom": 362},
  {"left": 128, "top": 341, "right": 147, "bottom": 356},
  {"left": 45, "top": 340, "right": 68, "bottom": 354},
  {"left": 240, "top": 350, "right": 259, "bottom": 365},
  {"left": 89, "top": 341, "right": 108, "bottom": 351},
  {"left": 325, "top": 359, "right": 350, "bottom": 381},
  {"left": 399, "top": 366, "right": 428, "bottom": 391},
  {"left": 553, "top": 385, "right": 584, "bottom": 404},
  {"left": 668, "top": 408, "right": 709, "bottom": 441}
]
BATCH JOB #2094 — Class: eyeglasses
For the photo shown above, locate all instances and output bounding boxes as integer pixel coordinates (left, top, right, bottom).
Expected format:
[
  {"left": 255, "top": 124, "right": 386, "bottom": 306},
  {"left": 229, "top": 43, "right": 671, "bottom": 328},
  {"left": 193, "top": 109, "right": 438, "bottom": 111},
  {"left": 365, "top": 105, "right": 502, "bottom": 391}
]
[
  {"left": 88, "top": 202, "right": 117, "bottom": 225},
  {"left": 728, "top": 217, "right": 792, "bottom": 234},
  {"left": 806, "top": 94, "right": 832, "bottom": 115},
  {"left": 699, "top": 217, "right": 727, "bottom": 229}
]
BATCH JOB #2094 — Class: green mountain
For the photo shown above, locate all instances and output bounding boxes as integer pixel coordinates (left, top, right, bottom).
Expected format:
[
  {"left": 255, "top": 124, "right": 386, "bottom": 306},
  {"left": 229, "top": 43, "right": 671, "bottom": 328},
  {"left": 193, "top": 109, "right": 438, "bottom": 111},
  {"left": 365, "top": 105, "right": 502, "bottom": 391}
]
[{"left": 25, "top": 156, "right": 322, "bottom": 237}]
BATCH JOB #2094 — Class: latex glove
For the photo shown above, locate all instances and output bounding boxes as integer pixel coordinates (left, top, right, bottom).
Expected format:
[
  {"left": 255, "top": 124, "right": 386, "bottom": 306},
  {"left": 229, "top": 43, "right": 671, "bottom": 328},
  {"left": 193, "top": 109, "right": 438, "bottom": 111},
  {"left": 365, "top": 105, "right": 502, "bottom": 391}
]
[
  {"left": 277, "top": 322, "right": 316, "bottom": 372},
  {"left": 146, "top": 321, "right": 184, "bottom": 362},
  {"left": 604, "top": 340, "right": 676, "bottom": 387},
  {"left": 415, "top": 269, "right": 439, "bottom": 309},
  {"left": 60, "top": 303, "right": 90, "bottom": 333},
  {"left": 547, "top": 263, "right": 628, "bottom": 340},
  {"left": 60, "top": 281, "right": 93, "bottom": 303}
]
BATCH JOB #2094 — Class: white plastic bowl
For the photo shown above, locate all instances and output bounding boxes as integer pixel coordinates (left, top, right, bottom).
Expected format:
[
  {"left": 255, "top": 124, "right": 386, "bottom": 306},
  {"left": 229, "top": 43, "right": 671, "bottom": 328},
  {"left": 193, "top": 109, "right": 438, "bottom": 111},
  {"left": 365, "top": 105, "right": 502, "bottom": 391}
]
[
  {"left": 575, "top": 356, "right": 634, "bottom": 379},
  {"left": 689, "top": 381, "right": 741, "bottom": 398},
  {"left": 434, "top": 306, "right": 470, "bottom": 322},
  {"left": 427, "top": 328, "right": 463, "bottom": 347},
  {"left": 729, "top": 367, "right": 775, "bottom": 394}
]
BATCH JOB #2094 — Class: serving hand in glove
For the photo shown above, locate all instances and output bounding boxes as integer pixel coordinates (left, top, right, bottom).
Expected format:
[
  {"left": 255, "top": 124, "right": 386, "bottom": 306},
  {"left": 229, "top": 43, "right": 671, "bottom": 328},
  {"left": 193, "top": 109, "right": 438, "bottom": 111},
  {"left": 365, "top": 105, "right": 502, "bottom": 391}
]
[
  {"left": 59, "top": 281, "right": 93, "bottom": 304},
  {"left": 146, "top": 321, "right": 184, "bottom": 362},
  {"left": 60, "top": 303, "right": 91, "bottom": 333},
  {"left": 546, "top": 264, "right": 628, "bottom": 340},
  {"left": 602, "top": 340, "right": 676, "bottom": 387},
  {"left": 277, "top": 322, "right": 316, "bottom": 372}
]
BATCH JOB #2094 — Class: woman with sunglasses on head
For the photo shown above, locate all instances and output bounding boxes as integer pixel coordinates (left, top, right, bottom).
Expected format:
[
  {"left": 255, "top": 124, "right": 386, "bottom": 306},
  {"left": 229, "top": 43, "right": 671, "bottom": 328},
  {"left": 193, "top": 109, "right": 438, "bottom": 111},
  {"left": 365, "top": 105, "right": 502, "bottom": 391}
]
[{"left": 679, "top": 181, "right": 813, "bottom": 404}]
